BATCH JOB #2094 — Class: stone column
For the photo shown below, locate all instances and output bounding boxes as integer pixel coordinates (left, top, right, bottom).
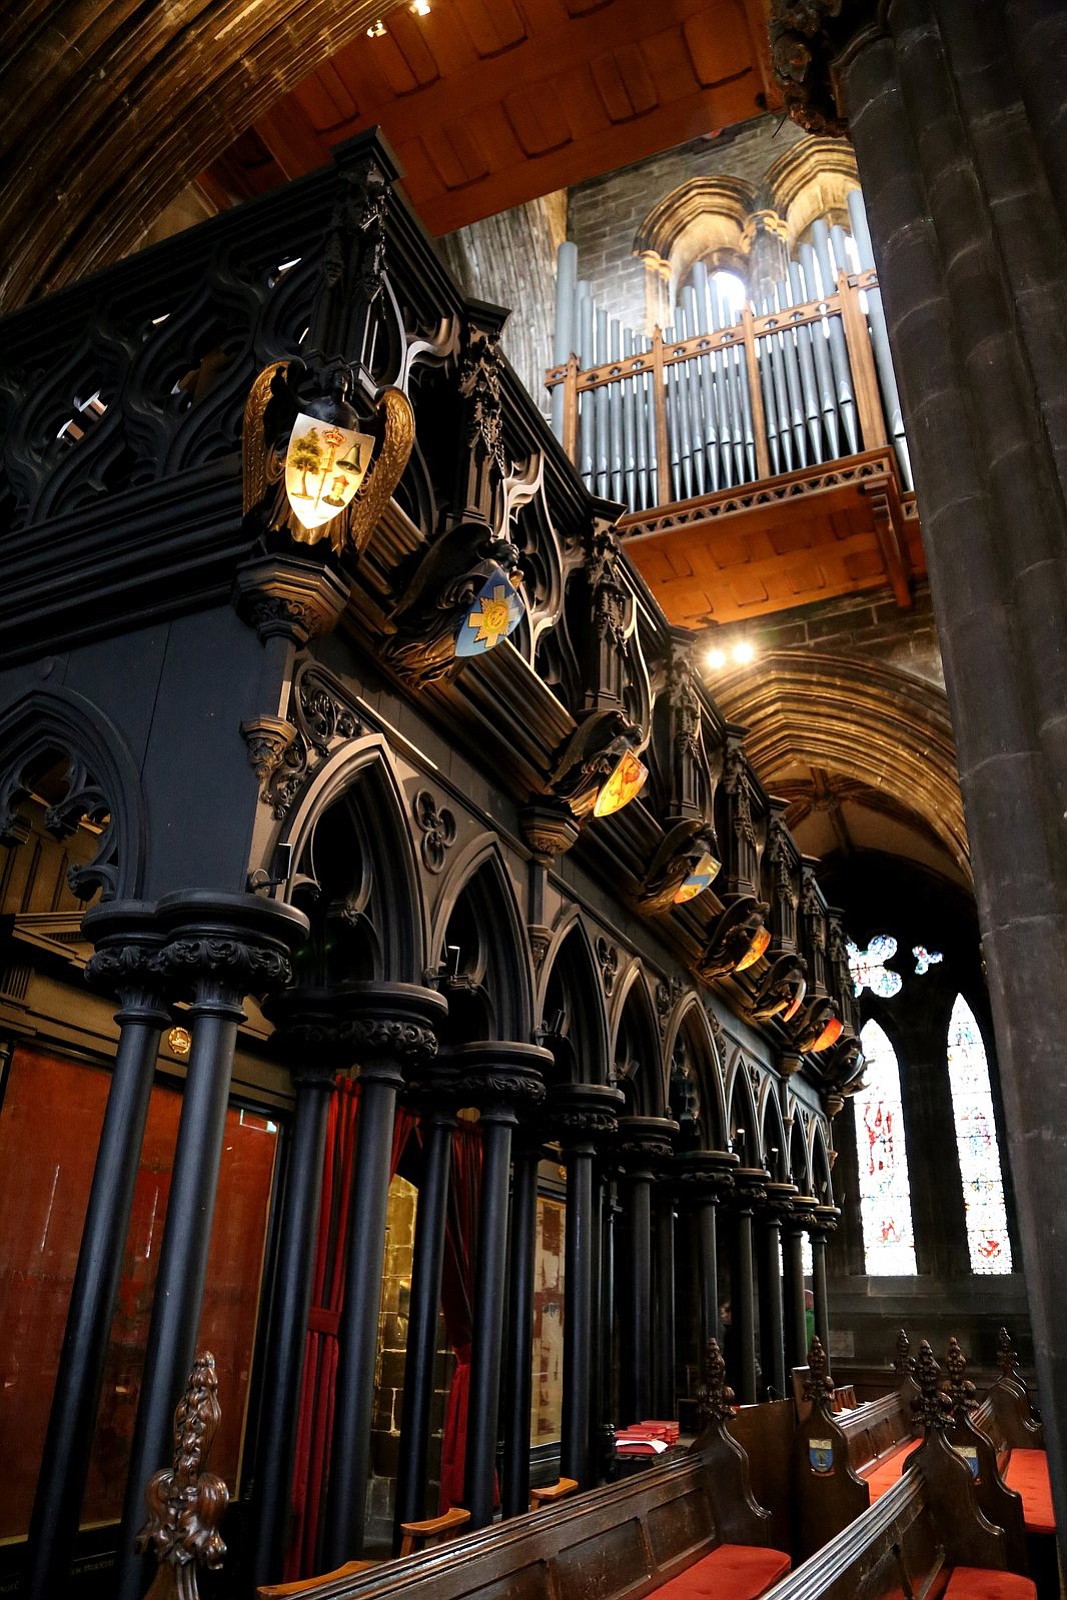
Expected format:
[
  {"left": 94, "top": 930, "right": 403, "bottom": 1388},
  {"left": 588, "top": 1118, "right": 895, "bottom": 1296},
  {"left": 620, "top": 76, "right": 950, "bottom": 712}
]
[
  {"left": 115, "top": 892, "right": 307, "bottom": 1600},
  {"left": 395, "top": 1070, "right": 458, "bottom": 1542},
  {"left": 770, "top": 0, "right": 1067, "bottom": 1551},
  {"left": 653, "top": 1186, "right": 677, "bottom": 1419},
  {"left": 615, "top": 1117, "right": 677, "bottom": 1426},
  {"left": 322, "top": 984, "right": 446, "bottom": 1568},
  {"left": 809, "top": 1205, "right": 840, "bottom": 1359},
  {"left": 554, "top": 1085, "right": 624, "bottom": 1487},
  {"left": 501, "top": 1127, "right": 543, "bottom": 1518},
  {"left": 783, "top": 1194, "right": 817, "bottom": 1372},
  {"left": 455, "top": 1043, "right": 549, "bottom": 1530},
  {"left": 249, "top": 993, "right": 343, "bottom": 1591},
  {"left": 24, "top": 906, "right": 168, "bottom": 1600},
  {"left": 675, "top": 1152, "right": 739, "bottom": 1366},
  {"left": 732, "top": 1168, "right": 769, "bottom": 1405},
  {"left": 759, "top": 1182, "right": 798, "bottom": 1400}
]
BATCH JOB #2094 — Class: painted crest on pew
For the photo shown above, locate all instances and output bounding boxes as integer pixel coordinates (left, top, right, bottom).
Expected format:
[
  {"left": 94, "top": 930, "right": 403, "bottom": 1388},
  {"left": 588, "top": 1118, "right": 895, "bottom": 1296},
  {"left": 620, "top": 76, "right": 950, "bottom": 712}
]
[
  {"left": 808, "top": 1438, "right": 835, "bottom": 1476},
  {"left": 951, "top": 1443, "right": 980, "bottom": 1482},
  {"left": 285, "top": 414, "right": 375, "bottom": 529},
  {"left": 456, "top": 565, "right": 526, "bottom": 657}
]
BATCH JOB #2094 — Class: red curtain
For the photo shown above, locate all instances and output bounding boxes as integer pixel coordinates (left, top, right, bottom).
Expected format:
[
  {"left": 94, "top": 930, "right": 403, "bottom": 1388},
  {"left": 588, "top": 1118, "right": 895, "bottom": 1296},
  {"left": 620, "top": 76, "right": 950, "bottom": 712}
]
[
  {"left": 286, "top": 1078, "right": 416, "bottom": 1578},
  {"left": 438, "top": 1122, "right": 483, "bottom": 1513}
]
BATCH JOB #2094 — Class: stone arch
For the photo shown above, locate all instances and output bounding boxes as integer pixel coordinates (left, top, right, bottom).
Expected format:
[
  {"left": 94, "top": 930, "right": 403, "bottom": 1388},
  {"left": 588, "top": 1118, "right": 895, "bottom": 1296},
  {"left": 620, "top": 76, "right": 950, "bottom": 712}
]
[
  {"left": 762, "top": 138, "right": 861, "bottom": 252},
  {"left": 788, "top": 1109, "right": 812, "bottom": 1192},
  {"left": 611, "top": 964, "right": 666, "bottom": 1117},
  {"left": 663, "top": 994, "right": 727, "bottom": 1149},
  {"left": 537, "top": 915, "right": 610, "bottom": 1084},
  {"left": 632, "top": 176, "right": 757, "bottom": 328},
  {"left": 278, "top": 733, "right": 427, "bottom": 985},
  {"left": 761, "top": 1089, "right": 790, "bottom": 1182},
  {"left": 429, "top": 834, "right": 533, "bottom": 1043},
  {"left": 725, "top": 1052, "right": 761, "bottom": 1166},
  {"left": 810, "top": 1120, "right": 835, "bottom": 1206},
  {"left": 0, "top": 684, "right": 147, "bottom": 902},
  {"left": 711, "top": 650, "right": 970, "bottom": 883}
]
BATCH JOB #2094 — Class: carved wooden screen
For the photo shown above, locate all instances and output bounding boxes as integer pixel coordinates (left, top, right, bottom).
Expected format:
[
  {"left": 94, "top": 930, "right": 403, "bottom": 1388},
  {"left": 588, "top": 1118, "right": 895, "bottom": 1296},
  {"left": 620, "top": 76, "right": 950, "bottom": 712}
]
[
  {"left": 946, "top": 996, "right": 1012, "bottom": 1275},
  {"left": 856, "top": 1019, "right": 917, "bottom": 1275}
]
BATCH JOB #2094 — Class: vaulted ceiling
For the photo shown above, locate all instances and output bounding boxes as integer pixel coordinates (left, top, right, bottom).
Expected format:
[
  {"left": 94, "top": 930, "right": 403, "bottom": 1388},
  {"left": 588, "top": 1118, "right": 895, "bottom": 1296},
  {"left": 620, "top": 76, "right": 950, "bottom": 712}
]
[{"left": 0, "top": 0, "right": 778, "bottom": 310}]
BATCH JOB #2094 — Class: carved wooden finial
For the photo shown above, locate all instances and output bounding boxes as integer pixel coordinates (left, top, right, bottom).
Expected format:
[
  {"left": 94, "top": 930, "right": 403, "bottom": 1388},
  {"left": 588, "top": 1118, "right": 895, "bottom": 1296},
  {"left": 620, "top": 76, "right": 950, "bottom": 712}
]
[
  {"left": 697, "top": 1337, "right": 736, "bottom": 1426},
  {"left": 944, "top": 1337, "right": 977, "bottom": 1415},
  {"left": 804, "top": 1336, "right": 835, "bottom": 1406},
  {"left": 135, "top": 1352, "right": 228, "bottom": 1600},
  {"left": 893, "top": 1328, "right": 914, "bottom": 1376},
  {"left": 912, "top": 1340, "right": 953, "bottom": 1432},
  {"left": 997, "top": 1326, "right": 1019, "bottom": 1380}
]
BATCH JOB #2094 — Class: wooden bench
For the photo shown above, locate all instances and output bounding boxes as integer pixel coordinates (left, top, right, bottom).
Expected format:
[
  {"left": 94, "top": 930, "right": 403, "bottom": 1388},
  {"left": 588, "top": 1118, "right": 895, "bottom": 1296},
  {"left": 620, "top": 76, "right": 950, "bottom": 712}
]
[
  {"left": 264, "top": 1340, "right": 790, "bottom": 1600},
  {"left": 762, "top": 1345, "right": 1038, "bottom": 1600}
]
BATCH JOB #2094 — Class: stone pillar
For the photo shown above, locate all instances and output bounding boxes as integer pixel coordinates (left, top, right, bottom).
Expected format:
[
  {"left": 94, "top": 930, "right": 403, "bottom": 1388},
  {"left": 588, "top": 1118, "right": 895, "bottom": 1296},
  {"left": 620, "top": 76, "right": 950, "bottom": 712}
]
[
  {"left": 554, "top": 1085, "right": 624, "bottom": 1487},
  {"left": 322, "top": 984, "right": 446, "bottom": 1568},
  {"left": 24, "top": 906, "right": 168, "bottom": 1600},
  {"left": 733, "top": 1168, "right": 769, "bottom": 1405},
  {"left": 783, "top": 1194, "right": 817, "bottom": 1372},
  {"left": 615, "top": 1117, "right": 677, "bottom": 1425},
  {"left": 809, "top": 1205, "right": 840, "bottom": 1359},
  {"left": 249, "top": 993, "right": 344, "bottom": 1590},
  {"left": 455, "top": 1043, "right": 549, "bottom": 1530},
  {"left": 114, "top": 892, "right": 308, "bottom": 1600},
  {"left": 395, "top": 1072, "right": 458, "bottom": 1542},
  {"left": 759, "top": 1182, "right": 798, "bottom": 1399},
  {"left": 676, "top": 1152, "right": 739, "bottom": 1366},
  {"left": 501, "top": 1128, "right": 543, "bottom": 1518},
  {"left": 770, "top": 0, "right": 1067, "bottom": 1552},
  {"left": 653, "top": 1187, "right": 676, "bottom": 1418}
]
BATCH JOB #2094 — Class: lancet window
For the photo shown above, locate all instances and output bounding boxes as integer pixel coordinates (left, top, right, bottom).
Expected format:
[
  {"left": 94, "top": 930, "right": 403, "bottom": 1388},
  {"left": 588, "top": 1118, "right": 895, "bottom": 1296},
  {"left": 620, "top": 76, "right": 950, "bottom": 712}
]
[
  {"left": 855, "top": 1019, "right": 917, "bottom": 1275},
  {"left": 946, "top": 995, "right": 1012, "bottom": 1275}
]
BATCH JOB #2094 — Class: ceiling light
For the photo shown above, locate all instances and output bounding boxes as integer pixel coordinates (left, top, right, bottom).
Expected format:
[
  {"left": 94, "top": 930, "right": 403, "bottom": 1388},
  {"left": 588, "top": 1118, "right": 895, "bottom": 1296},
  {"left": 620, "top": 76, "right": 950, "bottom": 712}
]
[
  {"left": 410, "top": 0, "right": 431, "bottom": 12},
  {"left": 731, "top": 639, "right": 756, "bottom": 666},
  {"left": 706, "top": 647, "right": 726, "bottom": 670},
  {"left": 367, "top": 18, "right": 388, "bottom": 36}
]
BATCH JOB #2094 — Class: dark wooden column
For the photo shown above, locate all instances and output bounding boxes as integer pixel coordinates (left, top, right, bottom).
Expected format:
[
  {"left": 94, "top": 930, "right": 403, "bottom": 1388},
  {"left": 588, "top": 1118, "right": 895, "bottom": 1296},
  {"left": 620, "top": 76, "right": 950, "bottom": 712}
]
[
  {"left": 114, "top": 892, "right": 307, "bottom": 1600},
  {"left": 250, "top": 994, "right": 343, "bottom": 1591},
  {"left": 596, "top": 1180, "right": 618, "bottom": 1474},
  {"left": 676, "top": 1151, "right": 739, "bottom": 1366},
  {"left": 394, "top": 1076, "right": 458, "bottom": 1543},
  {"left": 775, "top": 0, "right": 1067, "bottom": 1554},
  {"left": 809, "top": 1205, "right": 840, "bottom": 1360},
  {"left": 759, "top": 1182, "right": 797, "bottom": 1400},
  {"left": 653, "top": 1187, "right": 676, "bottom": 1418},
  {"left": 555, "top": 1085, "right": 624, "bottom": 1485},
  {"left": 732, "top": 1168, "right": 768, "bottom": 1406},
  {"left": 24, "top": 907, "right": 168, "bottom": 1600},
  {"left": 783, "top": 1194, "right": 816, "bottom": 1372},
  {"left": 323, "top": 984, "right": 446, "bottom": 1569},
  {"left": 501, "top": 1128, "right": 542, "bottom": 1518},
  {"left": 616, "top": 1117, "right": 677, "bottom": 1426},
  {"left": 455, "top": 1042, "right": 550, "bottom": 1530}
]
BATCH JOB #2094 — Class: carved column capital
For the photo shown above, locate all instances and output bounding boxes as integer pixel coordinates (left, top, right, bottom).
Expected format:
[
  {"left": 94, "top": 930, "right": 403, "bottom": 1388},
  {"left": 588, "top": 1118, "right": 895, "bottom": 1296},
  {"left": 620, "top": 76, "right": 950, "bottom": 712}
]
[
  {"left": 787, "top": 1191, "right": 819, "bottom": 1232},
  {"left": 154, "top": 891, "right": 309, "bottom": 1010},
  {"left": 337, "top": 981, "right": 448, "bottom": 1087},
  {"left": 547, "top": 1081, "right": 626, "bottom": 1152},
  {"left": 233, "top": 554, "right": 351, "bottom": 647},
  {"left": 761, "top": 1179, "right": 800, "bottom": 1223},
  {"left": 81, "top": 899, "right": 169, "bottom": 1019},
  {"left": 768, "top": 0, "right": 881, "bottom": 137},
  {"left": 809, "top": 1202, "right": 841, "bottom": 1238},
  {"left": 730, "top": 1165, "right": 770, "bottom": 1212},
  {"left": 519, "top": 801, "right": 582, "bottom": 863},
  {"left": 614, "top": 1114, "right": 679, "bottom": 1178},
  {"left": 448, "top": 1040, "right": 551, "bottom": 1123},
  {"left": 672, "top": 1148, "right": 739, "bottom": 1201},
  {"left": 265, "top": 987, "right": 353, "bottom": 1086}
]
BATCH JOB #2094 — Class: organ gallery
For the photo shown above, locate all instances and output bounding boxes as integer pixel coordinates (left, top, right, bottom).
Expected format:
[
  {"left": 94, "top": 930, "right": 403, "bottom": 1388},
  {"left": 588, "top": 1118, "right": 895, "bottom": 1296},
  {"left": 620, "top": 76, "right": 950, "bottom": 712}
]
[{"left": 0, "top": 3, "right": 1065, "bottom": 1599}]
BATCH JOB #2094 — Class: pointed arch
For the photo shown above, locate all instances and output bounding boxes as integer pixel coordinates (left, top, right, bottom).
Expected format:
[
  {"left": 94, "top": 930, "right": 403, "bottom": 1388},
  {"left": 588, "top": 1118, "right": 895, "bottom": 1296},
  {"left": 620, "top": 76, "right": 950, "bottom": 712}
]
[
  {"left": 429, "top": 834, "right": 533, "bottom": 1043},
  {"left": 611, "top": 965, "right": 665, "bottom": 1117},
  {"left": 725, "top": 1053, "right": 761, "bottom": 1166},
  {"left": 537, "top": 916, "right": 609, "bottom": 1085},
  {"left": 810, "top": 1121, "right": 834, "bottom": 1205},
  {"left": 664, "top": 994, "right": 727, "bottom": 1150},
  {"left": 761, "top": 1091, "right": 790, "bottom": 1182},
  {"left": 946, "top": 995, "right": 1012, "bottom": 1275},
  {"left": 787, "top": 1109, "right": 812, "bottom": 1193},
  {"left": 279, "top": 733, "right": 427, "bottom": 984},
  {"left": 0, "top": 685, "right": 147, "bottom": 902},
  {"left": 855, "top": 1018, "right": 917, "bottom": 1275}
]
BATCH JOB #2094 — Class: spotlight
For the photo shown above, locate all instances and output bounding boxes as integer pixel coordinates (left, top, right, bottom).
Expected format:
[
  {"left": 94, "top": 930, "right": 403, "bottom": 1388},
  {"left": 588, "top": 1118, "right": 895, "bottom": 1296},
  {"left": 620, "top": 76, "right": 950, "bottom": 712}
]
[
  {"left": 706, "top": 647, "right": 727, "bottom": 670},
  {"left": 731, "top": 639, "right": 756, "bottom": 666},
  {"left": 366, "top": 17, "right": 388, "bottom": 35},
  {"left": 410, "top": 0, "right": 431, "bottom": 12}
]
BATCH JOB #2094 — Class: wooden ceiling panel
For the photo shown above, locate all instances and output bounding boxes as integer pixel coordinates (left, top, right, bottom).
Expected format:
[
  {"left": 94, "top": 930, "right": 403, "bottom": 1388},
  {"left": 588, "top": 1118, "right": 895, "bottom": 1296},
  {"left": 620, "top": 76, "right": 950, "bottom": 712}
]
[{"left": 202, "top": 0, "right": 778, "bottom": 237}]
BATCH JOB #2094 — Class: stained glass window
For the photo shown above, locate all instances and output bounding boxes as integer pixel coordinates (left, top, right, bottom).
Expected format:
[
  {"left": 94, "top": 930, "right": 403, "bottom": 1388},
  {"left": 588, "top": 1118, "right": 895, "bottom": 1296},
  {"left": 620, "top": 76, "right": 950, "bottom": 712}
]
[
  {"left": 913, "top": 946, "right": 943, "bottom": 976},
  {"left": 856, "top": 1020, "right": 917, "bottom": 1274},
  {"left": 848, "top": 935, "right": 903, "bottom": 999},
  {"left": 947, "top": 996, "right": 1012, "bottom": 1275}
]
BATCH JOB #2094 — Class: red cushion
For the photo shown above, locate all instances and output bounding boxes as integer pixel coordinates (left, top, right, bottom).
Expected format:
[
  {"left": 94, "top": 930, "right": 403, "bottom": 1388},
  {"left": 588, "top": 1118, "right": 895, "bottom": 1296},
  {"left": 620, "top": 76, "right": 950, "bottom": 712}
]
[
  {"left": 864, "top": 1441, "right": 920, "bottom": 1500},
  {"left": 943, "top": 1567, "right": 1036, "bottom": 1599},
  {"left": 1004, "top": 1450, "right": 1055, "bottom": 1535},
  {"left": 655, "top": 1545, "right": 791, "bottom": 1600}
]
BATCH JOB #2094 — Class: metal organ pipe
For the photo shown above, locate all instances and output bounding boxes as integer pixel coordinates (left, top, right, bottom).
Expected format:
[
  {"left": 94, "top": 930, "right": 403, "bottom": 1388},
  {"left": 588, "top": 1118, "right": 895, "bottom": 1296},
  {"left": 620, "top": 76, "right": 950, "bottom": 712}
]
[
  {"left": 847, "top": 189, "right": 914, "bottom": 489},
  {"left": 552, "top": 241, "right": 578, "bottom": 438},
  {"left": 787, "top": 260, "right": 826, "bottom": 464},
  {"left": 811, "top": 220, "right": 859, "bottom": 453},
  {"left": 798, "top": 243, "right": 841, "bottom": 457}
]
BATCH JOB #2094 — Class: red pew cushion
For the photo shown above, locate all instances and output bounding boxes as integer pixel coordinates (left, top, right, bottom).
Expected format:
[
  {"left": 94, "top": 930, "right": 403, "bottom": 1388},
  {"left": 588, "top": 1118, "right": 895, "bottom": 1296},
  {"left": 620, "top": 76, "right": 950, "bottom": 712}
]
[
  {"left": 1004, "top": 1450, "right": 1055, "bottom": 1535},
  {"left": 655, "top": 1544, "right": 791, "bottom": 1600},
  {"left": 864, "top": 1441, "right": 920, "bottom": 1500},
  {"left": 943, "top": 1568, "right": 1037, "bottom": 1599}
]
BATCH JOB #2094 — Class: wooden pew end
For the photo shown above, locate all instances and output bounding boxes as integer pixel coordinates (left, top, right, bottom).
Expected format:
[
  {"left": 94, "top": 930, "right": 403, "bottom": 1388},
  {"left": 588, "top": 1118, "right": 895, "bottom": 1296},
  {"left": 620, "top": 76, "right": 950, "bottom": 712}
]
[{"left": 530, "top": 1478, "right": 579, "bottom": 1512}]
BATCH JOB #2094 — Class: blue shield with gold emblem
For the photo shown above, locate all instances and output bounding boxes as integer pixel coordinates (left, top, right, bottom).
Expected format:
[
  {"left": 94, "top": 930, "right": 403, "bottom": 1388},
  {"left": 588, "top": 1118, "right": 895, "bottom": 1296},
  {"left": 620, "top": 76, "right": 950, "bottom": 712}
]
[
  {"left": 808, "top": 1439, "right": 835, "bottom": 1476},
  {"left": 455, "top": 565, "right": 525, "bottom": 658}
]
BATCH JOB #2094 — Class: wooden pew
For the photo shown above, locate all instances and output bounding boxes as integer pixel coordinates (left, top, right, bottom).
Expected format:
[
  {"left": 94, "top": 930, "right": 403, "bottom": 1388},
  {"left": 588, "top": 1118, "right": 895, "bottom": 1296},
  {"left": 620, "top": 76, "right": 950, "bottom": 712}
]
[
  {"left": 762, "top": 1344, "right": 1037, "bottom": 1600},
  {"left": 261, "top": 1341, "right": 790, "bottom": 1600}
]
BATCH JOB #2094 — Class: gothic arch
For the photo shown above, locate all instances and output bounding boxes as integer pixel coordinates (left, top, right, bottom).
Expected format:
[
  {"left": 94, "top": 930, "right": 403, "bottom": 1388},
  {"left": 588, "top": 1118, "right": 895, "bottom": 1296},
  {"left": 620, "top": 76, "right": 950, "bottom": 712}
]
[
  {"left": 537, "top": 916, "right": 610, "bottom": 1084},
  {"left": 0, "top": 684, "right": 147, "bottom": 902},
  {"left": 761, "top": 1089, "right": 790, "bottom": 1182},
  {"left": 631, "top": 175, "right": 757, "bottom": 328},
  {"left": 810, "top": 1121, "right": 835, "bottom": 1206},
  {"left": 762, "top": 138, "right": 861, "bottom": 250},
  {"left": 788, "top": 1109, "right": 812, "bottom": 1192},
  {"left": 711, "top": 650, "right": 970, "bottom": 882},
  {"left": 611, "top": 964, "right": 666, "bottom": 1117},
  {"left": 429, "top": 835, "right": 533, "bottom": 1043},
  {"left": 278, "top": 733, "right": 427, "bottom": 984},
  {"left": 663, "top": 994, "right": 727, "bottom": 1149},
  {"left": 725, "top": 1052, "right": 761, "bottom": 1166}
]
